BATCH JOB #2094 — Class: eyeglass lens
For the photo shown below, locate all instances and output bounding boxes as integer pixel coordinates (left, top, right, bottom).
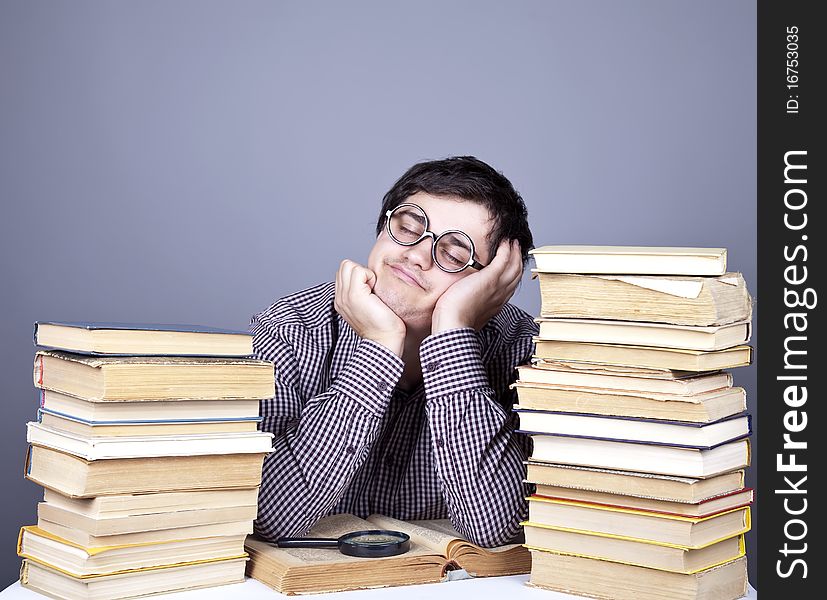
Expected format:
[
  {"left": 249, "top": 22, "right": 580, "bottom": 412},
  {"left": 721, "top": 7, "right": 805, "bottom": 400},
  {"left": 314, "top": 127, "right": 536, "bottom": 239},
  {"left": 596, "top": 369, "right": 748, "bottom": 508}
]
[{"left": 389, "top": 206, "right": 474, "bottom": 272}]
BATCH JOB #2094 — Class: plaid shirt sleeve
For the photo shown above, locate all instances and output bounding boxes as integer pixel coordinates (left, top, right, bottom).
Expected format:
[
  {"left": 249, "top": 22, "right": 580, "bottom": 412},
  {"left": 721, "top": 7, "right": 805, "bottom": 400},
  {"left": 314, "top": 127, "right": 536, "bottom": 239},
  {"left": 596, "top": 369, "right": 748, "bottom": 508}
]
[
  {"left": 250, "top": 309, "right": 404, "bottom": 541},
  {"left": 421, "top": 323, "right": 534, "bottom": 547}
]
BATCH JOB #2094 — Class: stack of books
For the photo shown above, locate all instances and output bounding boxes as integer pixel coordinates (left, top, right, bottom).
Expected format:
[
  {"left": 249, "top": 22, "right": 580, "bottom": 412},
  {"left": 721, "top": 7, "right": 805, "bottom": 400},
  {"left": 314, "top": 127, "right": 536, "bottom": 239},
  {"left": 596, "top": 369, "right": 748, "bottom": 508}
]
[
  {"left": 518, "top": 246, "right": 753, "bottom": 600},
  {"left": 18, "top": 322, "right": 275, "bottom": 600}
]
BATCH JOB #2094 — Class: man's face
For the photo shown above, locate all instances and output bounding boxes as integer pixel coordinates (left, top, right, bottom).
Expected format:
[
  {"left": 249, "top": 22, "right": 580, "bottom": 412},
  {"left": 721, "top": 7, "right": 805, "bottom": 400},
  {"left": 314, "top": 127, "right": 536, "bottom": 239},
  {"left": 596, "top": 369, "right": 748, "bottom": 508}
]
[{"left": 367, "top": 192, "right": 493, "bottom": 331}]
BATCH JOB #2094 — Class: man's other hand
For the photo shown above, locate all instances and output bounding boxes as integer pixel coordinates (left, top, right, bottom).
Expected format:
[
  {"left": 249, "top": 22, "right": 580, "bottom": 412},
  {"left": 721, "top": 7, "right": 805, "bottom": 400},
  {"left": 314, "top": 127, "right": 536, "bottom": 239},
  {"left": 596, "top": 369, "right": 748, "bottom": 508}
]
[
  {"left": 431, "top": 240, "right": 523, "bottom": 333},
  {"left": 334, "top": 260, "right": 406, "bottom": 357}
]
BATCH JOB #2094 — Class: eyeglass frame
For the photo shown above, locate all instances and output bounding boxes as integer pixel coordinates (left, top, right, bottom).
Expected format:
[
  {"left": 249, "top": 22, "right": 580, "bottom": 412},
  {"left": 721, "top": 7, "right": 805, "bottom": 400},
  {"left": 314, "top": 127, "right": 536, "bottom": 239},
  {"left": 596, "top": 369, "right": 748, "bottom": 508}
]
[{"left": 384, "top": 203, "right": 487, "bottom": 273}]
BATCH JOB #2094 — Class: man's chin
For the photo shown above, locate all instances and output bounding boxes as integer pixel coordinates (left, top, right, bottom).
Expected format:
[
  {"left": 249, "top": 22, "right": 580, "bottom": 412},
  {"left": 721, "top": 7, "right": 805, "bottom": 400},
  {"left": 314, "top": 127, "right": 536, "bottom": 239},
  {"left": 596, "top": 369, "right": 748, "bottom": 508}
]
[{"left": 373, "top": 280, "right": 433, "bottom": 328}]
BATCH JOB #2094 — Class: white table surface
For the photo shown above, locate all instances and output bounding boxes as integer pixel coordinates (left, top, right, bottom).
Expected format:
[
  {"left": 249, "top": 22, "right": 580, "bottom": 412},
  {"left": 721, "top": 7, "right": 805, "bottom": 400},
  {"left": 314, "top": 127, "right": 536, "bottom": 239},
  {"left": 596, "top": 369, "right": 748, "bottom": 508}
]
[{"left": 0, "top": 574, "right": 758, "bottom": 599}]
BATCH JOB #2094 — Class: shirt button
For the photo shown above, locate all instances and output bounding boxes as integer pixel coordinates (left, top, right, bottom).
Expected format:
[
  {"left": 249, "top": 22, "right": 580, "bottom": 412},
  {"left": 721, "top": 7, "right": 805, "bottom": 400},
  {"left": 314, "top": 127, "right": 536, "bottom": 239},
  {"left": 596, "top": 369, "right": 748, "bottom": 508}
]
[
  {"left": 376, "top": 381, "right": 389, "bottom": 392},
  {"left": 435, "top": 438, "right": 445, "bottom": 448},
  {"left": 345, "top": 446, "right": 356, "bottom": 455},
  {"left": 425, "top": 361, "right": 441, "bottom": 373}
]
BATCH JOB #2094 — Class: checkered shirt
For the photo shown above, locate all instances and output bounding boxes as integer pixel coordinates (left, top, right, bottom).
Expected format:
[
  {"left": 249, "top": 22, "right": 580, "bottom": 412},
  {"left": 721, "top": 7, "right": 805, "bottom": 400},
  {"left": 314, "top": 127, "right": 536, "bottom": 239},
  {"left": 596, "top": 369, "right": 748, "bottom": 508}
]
[{"left": 250, "top": 281, "right": 537, "bottom": 547}]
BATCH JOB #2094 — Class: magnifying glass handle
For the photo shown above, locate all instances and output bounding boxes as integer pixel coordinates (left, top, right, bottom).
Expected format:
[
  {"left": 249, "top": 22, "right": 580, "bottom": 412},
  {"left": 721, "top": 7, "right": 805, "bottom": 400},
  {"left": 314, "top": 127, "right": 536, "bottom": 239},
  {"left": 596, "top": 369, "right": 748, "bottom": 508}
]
[{"left": 276, "top": 537, "right": 340, "bottom": 548}]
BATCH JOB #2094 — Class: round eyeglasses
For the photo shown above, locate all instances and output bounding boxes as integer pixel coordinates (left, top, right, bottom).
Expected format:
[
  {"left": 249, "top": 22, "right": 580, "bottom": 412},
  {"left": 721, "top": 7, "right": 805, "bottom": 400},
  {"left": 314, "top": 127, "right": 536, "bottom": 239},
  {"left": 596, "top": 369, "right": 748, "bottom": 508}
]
[{"left": 385, "top": 203, "right": 487, "bottom": 273}]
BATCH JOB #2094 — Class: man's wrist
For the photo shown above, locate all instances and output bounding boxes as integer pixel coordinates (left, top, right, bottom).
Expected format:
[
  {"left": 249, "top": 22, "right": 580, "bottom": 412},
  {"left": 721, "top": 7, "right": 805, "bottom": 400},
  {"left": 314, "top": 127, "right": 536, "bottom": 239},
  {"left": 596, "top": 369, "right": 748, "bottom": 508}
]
[
  {"left": 368, "top": 334, "right": 405, "bottom": 357},
  {"left": 431, "top": 309, "right": 473, "bottom": 334}
]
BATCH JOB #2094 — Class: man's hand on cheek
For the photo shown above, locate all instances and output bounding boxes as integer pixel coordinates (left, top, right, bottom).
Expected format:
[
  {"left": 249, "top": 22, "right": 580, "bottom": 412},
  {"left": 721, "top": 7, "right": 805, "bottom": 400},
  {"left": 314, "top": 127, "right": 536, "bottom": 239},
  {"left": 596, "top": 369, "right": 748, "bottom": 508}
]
[
  {"left": 334, "top": 260, "right": 406, "bottom": 357},
  {"left": 431, "top": 240, "right": 523, "bottom": 334}
]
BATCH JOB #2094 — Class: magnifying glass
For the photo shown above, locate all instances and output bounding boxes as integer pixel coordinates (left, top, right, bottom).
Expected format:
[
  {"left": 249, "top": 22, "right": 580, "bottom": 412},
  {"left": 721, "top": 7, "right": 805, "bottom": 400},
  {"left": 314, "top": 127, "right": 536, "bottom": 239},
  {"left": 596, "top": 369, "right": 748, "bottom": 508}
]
[{"left": 276, "top": 529, "right": 411, "bottom": 558}]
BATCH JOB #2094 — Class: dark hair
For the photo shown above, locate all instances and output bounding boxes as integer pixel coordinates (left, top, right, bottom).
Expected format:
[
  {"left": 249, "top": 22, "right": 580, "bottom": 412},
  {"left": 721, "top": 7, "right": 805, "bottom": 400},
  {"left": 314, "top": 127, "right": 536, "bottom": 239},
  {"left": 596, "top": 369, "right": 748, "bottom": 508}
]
[{"left": 376, "top": 156, "right": 533, "bottom": 267}]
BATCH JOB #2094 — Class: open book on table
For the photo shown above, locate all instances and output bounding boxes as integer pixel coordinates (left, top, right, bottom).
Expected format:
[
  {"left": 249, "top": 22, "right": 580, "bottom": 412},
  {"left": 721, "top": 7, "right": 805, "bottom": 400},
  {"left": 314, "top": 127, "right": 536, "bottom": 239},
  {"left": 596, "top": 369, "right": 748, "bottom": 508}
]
[{"left": 244, "top": 513, "right": 530, "bottom": 595}]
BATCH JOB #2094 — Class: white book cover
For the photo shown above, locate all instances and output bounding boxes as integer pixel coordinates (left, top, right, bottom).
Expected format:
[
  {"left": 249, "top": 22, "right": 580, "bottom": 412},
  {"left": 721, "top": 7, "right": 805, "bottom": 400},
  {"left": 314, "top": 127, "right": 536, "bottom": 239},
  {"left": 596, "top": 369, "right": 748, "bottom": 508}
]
[{"left": 26, "top": 422, "right": 274, "bottom": 460}]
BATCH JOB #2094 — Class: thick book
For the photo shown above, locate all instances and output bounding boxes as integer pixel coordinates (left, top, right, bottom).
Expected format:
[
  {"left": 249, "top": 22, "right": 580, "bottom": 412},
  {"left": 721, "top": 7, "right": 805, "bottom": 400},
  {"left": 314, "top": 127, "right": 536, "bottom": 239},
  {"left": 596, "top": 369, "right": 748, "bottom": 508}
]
[
  {"left": 26, "top": 445, "right": 267, "bottom": 497},
  {"left": 514, "top": 384, "right": 747, "bottom": 423},
  {"left": 245, "top": 513, "right": 530, "bottom": 595},
  {"left": 533, "top": 340, "right": 753, "bottom": 372},
  {"left": 527, "top": 436, "right": 751, "bottom": 479},
  {"left": 528, "top": 245, "right": 728, "bottom": 276},
  {"left": 532, "top": 487, "right": 753, "bottom": 518},
  {"left": 535, "top": 318, "right": 752, "bottom": 352},
  {"left": 27, "top": 422, "right": 274, "bottom": 460},
  {"left": 34, "top": 321, "right": 254, "bottom": 357},
  {"left": 34, "top": 350, "right": 276, "bottom": 402},
  {"left": 525, "top": 497, "right": 751, "bottom": 548},
  {"left": 37, "top": 518, "right": 253, "bottom": 548},
  {"left": 527, "top": 551, "right": 747, "bottom": 600},
  {"left": 517, "top": 411, "right": 751, "bottom": 449},
  {"left": 42, "top": 487, "right": 260, "bottom": 518},
  {"left": 20, "top": 557, "right": 248, "bottom": 600},
  {"left": 517, "top": 364, "right": 733, "bottom": 395},
  {"left": 535, "top": 272, "right": 752, "bottom": 326},
  {"left": 38, "top": 499, "right": 258, "bottom": 537},
  {"left": 18, "top": 526, "right": 248, "bottom": 577},
  {"left": 525, "top": 525, "right": 744, "bottom": 575},
  {"left": 524, "top": 463, "right": 746, "bottom": 503},
  {"left": 39, "top": 389, "right": 261, "bottom": 422},
  {"left": 38, "top": 409, "right": 262, "bottom": 437}
]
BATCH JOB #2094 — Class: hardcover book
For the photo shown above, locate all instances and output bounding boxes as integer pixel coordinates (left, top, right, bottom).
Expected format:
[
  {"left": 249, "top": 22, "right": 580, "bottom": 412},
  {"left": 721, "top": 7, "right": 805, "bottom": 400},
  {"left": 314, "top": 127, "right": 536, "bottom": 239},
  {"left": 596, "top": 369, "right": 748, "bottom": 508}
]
[
  {"left": 525, "top": 497, "right": 751, "bottom": 548},
  {"left": 38, "top": 389, "right": 262, "bottom": 422},
  {"left": 535, "top": 319, "right": 752, "bottom": 352},
  {"left": 534, "top": 272, "right": 752, "bottom": 326},
  {"left": 33, "top": 350, "right": 276, "bottom": 402},
  {"left": 18, "top": 525, "right": 248, "bottom": 577},
  {"left": 20, "top": 557, "right": 248, "bottom": 600},
  {"left": 531, "top": 487, "right": 753, "bottom": 518},
  {"left": 524, "top": 463, "right": 747, "bottom": 503},
  {"left": 527, "top": 436, "right": 750, "bottom": 479},
  {"left": 516, "top": 411, "right": 751, "bottom": 449},
  {"left": 523, "top": 527, "right": 745, "bottom": 574},
  {"left": 26, "top": 422, "right": 274, "bottom": 460},
  {"left": 516, "top": 364, "right": 733, "bottom": 395},
  {"left": 533, "top": 340, "right": 753, "bottom": 372},
  {"left": 528, "top": 245, "right": 728, "bottom": 276},
  {"left": 34, "top": 321, "right": 254, "bottom": 357},
  {"left": 527, "top": 551, "right": 747, "bottom": 600},
  {"left": 513, "top": 383, "right": 746, "bottom": 423},
  {"left": 25, "top": 445, "right": 268, "bottom": 497}
]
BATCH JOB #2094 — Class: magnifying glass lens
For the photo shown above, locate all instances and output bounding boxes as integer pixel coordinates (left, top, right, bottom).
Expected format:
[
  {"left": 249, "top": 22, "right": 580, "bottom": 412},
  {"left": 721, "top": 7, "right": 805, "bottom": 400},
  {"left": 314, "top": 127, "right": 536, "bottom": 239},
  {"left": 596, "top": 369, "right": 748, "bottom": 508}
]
[
  {"left": 346, "top": 533, "right": 406, "bottom": 545},
  {"left": 339, "top": 529, "right": 411, "bottom": 558}
]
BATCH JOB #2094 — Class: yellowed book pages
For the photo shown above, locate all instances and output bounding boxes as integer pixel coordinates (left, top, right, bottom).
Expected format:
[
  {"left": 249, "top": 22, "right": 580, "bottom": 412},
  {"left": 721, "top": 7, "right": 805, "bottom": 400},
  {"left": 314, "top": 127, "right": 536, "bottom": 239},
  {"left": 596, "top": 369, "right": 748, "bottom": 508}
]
[
  {"left": 245, "top": 512, "right": 530, "bottom": 595},
  {"left": 17, "top": 525, "right": 248, "bottom": 578},
  {"left": 533, "top": 340, "right": 753, "bottom": 372},
  {"left": 523, "top": 527, "right": 745, "bottom": 574},
  {"left": 26, "top": 445, "right": 267, "bottom": 497},
  {"left": 535, "top": 272, "right": 752, "bottom": 326},
  {"left": 535, "top": 319, "right": 751, "bottom": 352},
  {"left": 514, "top": 384, "right": 746, "bottom": 423},
  {"left": 529, "top": 245, "right": 727, "bottom": 276},
  {"left": 42, "top": 487, "right": 260, "bottom": 517},
  {"left": 38, "top": 500, "right": 258, "bottom": 537},
  {"left": 528, "top": 551, "right": 747, "bottom": 600},
  {"left": 524, "top": 462, "right": 745, "bottom": 503},
  {"left": 531, "top": 485, "right": 753, "bottom": 518},
  {"left": 34, "top": 321, "right": 253, "bottom": 356},
  {"left": 526, "top": 497, "right": 751, "bottom": 549},
  {"left": 20, "top": 557, "right": 248, "bottom": 600},
  {"left": 38, "top": 411, "right": 260, "bottom": 436},
  {"left": 34, "top": 350, "right": 275, "bottom": 401}
]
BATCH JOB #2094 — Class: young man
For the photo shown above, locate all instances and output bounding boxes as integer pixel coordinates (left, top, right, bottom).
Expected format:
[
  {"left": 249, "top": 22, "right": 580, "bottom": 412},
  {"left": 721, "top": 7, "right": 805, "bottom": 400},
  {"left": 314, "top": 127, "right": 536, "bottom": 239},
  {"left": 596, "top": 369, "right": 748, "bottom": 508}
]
[{"left": 250, "top": 156, "right": 536, "bottom": 547}]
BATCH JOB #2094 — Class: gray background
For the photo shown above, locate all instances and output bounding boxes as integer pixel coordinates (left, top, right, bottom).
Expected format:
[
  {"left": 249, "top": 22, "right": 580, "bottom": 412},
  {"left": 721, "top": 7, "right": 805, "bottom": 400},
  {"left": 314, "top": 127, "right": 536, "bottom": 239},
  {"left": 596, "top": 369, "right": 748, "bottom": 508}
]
[{"left": 0, "top": 0, "right": 757, "bottom": 589}]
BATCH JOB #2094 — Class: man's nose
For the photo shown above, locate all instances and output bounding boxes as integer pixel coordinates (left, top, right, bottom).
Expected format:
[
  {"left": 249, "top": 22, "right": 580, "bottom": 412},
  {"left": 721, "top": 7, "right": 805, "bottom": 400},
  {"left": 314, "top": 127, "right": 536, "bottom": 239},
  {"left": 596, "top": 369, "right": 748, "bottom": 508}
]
[{"left": 401, "top": 234, "right": 435, "bottom": 270}]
